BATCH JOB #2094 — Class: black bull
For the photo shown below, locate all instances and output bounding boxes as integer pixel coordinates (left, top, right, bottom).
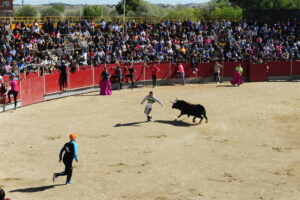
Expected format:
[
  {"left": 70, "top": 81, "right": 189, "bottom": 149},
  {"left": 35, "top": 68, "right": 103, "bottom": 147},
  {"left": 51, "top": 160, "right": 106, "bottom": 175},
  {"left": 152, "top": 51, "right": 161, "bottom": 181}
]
[{"left": 172, "top": 100, "right": 208, "bottom": 124}]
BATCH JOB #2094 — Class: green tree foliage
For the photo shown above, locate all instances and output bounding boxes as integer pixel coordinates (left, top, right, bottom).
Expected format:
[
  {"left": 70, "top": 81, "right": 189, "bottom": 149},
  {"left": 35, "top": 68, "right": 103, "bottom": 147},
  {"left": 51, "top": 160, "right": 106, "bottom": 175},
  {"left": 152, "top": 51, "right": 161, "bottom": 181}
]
[
  {"left": 209, "top": 0, "right": 242, "bottom": 18},
  {"left": 227, "top": 0, "right": 300, "bottom": 9},
  {"left": 41, "top": 7, "right": 62, "bottom": 17},
  {"left": 83, "top": 5, "right": 103, "bottom": 17},
  {"left": 14, "top": 5, "right": 39, "bottom": 17},
  {"left": 166, "top": 7, "right": 201, "bottom": 20},
  {"left": 115, "top": 0, "right": 166, "bottom": 17},
  {"left": 64, "top": 10, "right": 81, "bottom": 17},
  {"left": 51, "top": 3, "right": 65, "bottom": 12},
  {"left": 115, "top": 0, "right": 141, "bottom": 14}
]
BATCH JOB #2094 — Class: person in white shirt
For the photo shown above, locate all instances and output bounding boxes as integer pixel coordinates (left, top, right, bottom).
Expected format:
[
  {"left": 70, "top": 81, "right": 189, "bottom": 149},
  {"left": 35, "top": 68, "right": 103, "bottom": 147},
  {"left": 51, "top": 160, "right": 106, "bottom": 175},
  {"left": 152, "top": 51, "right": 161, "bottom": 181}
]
[{"left": 141, "top": 91, "right": 163, "bottom": 122}]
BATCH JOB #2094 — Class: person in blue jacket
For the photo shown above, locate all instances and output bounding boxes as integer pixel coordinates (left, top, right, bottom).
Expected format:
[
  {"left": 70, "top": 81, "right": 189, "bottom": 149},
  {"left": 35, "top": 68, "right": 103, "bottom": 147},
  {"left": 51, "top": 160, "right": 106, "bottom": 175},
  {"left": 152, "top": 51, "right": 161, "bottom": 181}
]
[{"left": 53, "top": 134, "right": 78, "bottom": 184}]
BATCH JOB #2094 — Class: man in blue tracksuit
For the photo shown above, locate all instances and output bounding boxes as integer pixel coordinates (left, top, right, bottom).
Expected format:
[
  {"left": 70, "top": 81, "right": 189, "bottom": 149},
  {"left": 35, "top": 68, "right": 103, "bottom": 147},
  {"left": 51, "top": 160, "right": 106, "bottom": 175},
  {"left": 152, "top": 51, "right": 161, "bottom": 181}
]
[{"left": 53, "top": 134, "right": 78, "bottom": 184}]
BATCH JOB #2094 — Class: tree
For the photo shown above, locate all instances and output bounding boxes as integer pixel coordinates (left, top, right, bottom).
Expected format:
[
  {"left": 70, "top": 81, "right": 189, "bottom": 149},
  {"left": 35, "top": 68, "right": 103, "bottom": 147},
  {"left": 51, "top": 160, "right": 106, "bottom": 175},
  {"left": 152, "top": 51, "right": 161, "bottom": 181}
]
[
  {"left": 208, "top": 0, "right": 242, "bottom": 18},
  {"left": 115, "top": 0, "right": 141, "bottom": 15},
  {"left": 226, "top": 0, "right": 300, "bottom": 9},
  {"left": 50, "top": 3, "right": 65, "bottom": 12},
  {"left": 83, "top": 5, "right": 103, "bottom": 17},
  {"left": 14, "top": 5, "right": 39, "bottom": 17},
  {"left": 41, "top": 7, "right": 62, "bottom": 17}
]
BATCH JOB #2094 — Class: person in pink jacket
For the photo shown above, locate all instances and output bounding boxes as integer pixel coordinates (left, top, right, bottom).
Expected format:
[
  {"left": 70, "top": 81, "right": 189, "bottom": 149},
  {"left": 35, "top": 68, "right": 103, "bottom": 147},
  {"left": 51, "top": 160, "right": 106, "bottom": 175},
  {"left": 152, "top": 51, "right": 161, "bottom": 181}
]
[
  {"left": 7, "top": 73, "right": 19, "bottom": 110},
  {"left": 177, "top": 63, "right": 185, "bottom": 85}
]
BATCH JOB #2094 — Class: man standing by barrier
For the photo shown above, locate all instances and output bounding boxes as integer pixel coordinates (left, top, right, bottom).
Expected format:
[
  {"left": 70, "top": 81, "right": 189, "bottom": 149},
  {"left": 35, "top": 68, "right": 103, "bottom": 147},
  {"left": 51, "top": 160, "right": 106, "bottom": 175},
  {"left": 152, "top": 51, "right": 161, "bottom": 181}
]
[
  {"left": 177, "top": 63, "right": 185, "bottom": 85},
  {"left": 151, "top": 64, "right": 160, "bottom": 87},
  {"left": 141, "top": 91, "right": 163, "bottom": 122},
  {"left": 53, "top": 134, "right": 78, "bottom": 185},
  {"left": 115, "top": 65, "right": 123, "bottom": 90},
  {"left": 213, "top": 61, "right": 223, "bottom": 83},
  {"left": 125, "top": 65, "right": 135, "bottom": 88},
  {"left": 7, "top": 73, "right": 19, "bottom": 110}
]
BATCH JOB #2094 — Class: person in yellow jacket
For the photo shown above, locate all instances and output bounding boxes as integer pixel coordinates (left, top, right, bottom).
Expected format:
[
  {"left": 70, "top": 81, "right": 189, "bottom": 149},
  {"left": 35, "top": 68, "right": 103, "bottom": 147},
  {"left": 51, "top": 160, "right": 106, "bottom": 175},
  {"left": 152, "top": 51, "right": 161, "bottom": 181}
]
[{"left": 231, "top": 64, "right": 243, "bottom": 86}]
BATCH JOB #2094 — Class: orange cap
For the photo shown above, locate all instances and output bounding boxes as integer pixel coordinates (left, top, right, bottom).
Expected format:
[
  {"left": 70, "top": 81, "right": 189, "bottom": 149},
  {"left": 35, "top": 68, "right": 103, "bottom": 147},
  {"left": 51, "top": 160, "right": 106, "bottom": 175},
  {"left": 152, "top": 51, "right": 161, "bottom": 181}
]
[{"left": 69, "top": 134, "right": 78, "bottom": 140}]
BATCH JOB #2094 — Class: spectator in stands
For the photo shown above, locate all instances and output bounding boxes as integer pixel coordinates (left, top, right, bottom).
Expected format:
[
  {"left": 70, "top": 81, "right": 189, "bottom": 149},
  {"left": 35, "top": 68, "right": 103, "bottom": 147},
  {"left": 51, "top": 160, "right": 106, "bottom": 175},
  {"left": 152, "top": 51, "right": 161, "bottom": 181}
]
[
  {"left": 231, "top": 64, "right": 243, "bottom": 86},
  {"left": 99, "top": 67, "right": 112, "bottom": 95},
  {"left": 0, "top": 188, "right": 12, "bottom": 200},
  {"left": 213, "top": 61, "right": 223, "bottom": 84}
]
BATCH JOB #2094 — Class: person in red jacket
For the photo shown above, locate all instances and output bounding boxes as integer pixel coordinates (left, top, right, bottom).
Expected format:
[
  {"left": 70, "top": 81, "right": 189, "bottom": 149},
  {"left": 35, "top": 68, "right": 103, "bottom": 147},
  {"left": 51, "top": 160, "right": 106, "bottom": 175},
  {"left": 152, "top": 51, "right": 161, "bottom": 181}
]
[{"left": 151, "top": 64, "right": 160, "bottom": 87}]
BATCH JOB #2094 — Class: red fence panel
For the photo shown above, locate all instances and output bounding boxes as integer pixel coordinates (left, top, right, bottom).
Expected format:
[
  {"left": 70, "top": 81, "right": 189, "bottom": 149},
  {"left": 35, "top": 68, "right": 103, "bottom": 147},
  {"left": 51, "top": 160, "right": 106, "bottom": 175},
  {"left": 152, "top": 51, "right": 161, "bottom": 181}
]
[
  {"left": 21, "top": 75, "right": 44, "bottom": 106},
  {"left": 182, "top": 63, "right": 196, "bottom": 78},
  {"left": 292, "top": 60, "right": 300, "bottom": 75},
  {"left": 69, "top": 70, "right": 93, "bottom": 89},
  {"left": 197, "top": 62, "right": 214, "bottom": 77},
  {"left": 132, "top": 63, "right": 145, "bottom": 81},
  {"left": 249, "top": 64, "right": 268, "bottom": 82},
  {"left": 267, "top": 61, "right": 291, "bottom": 76},
  {"left": 45, "top": 73, "right": 61, "bottom": 94}
]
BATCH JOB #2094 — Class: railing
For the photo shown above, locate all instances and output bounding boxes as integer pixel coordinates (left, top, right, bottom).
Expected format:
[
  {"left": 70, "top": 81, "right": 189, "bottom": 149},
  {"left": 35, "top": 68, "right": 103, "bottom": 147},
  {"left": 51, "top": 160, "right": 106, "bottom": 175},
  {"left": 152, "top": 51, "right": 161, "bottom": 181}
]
[{"left": 0, "top": 16, "right": 242, "bottom": 26}]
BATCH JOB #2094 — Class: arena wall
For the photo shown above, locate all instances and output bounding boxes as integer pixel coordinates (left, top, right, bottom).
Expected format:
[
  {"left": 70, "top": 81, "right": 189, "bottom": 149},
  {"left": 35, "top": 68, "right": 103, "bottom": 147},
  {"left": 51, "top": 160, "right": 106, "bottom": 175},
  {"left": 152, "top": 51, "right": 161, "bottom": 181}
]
[{"left": 0, "top": 61, "right": 298, "bottom": 112}]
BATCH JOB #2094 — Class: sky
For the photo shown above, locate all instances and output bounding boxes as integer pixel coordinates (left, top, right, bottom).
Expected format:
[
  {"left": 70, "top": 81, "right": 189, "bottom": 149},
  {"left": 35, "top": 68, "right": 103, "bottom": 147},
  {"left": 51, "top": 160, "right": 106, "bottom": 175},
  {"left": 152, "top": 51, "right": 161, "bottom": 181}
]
[{"left": 15, "top": 0, "right": 209, "bottom": 6}]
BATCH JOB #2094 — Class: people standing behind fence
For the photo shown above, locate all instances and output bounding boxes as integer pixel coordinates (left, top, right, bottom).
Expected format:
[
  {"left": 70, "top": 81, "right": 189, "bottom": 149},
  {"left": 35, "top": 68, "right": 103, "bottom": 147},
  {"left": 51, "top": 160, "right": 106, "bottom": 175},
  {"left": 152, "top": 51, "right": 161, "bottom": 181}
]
[
  {"left": 0, "top": 188, "right": 12, "bottom": 200},
  {"left": 114, "top": 65, "right": 123, "bottom": 90},
  {"left": 59, "top": 61, "right": 68, "bottom": 91},
  {"left": 7, "top": 73, "right": 19, "bottom": 110},
  {"left": 231, "top": 64, "right": 243, "bottom": 86},
  {"left": 99, "top": 67, "right": 112, "bottom": 96},
  {"left": 177, "top": 63, "right": 185, "bottom": 85},
  {"left": 125, "top": 65, "right": 135, "bottom": 88},
  {"left": 213, "top": 61, "right": 223, "bottom": 84},
  {"left": 0, "top": 77, "right": 7, "bottom": 105},
  {"left": 151, "top": 64, "right": 160, "bottom": 87}
]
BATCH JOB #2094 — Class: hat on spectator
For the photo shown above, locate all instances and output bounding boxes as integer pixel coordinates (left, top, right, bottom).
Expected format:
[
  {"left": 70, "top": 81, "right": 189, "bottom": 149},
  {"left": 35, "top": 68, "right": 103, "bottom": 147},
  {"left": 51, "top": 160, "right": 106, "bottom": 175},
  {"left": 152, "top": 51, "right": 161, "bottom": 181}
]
[{"left": 69, "top": 134, "right": 78, "bottom": 141}]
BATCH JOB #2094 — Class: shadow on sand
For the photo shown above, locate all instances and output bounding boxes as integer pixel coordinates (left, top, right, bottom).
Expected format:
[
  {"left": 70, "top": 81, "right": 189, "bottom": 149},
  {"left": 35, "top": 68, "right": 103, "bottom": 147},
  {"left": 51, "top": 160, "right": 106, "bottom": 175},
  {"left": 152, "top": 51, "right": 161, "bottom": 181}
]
[
  {"left": 154, "top": 119, "right": 199, "bottom": 127},
  {"left": 114, "top": 121, "right": 147, "bottom": 127},
  {"left": 10, "top": 184, "right": 65, "bottom": 193},
  {"left": 216, "top": 84, "right": 236, "bottom": 87}
]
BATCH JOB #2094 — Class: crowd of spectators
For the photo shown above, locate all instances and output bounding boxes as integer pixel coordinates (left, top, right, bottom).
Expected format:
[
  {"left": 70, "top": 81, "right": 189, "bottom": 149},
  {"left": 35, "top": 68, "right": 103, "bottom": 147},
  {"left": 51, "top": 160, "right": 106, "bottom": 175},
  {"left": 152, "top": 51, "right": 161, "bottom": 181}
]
[{"left": 1, "top": 17, "right": 300, "bottom": 76}]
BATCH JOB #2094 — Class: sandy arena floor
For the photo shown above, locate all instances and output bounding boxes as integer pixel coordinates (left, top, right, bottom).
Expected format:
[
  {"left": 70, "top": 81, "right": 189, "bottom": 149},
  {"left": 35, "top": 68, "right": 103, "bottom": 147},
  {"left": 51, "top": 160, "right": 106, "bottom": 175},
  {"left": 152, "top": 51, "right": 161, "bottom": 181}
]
[{"left": 0, "top": 82, "right": 300, "bottom": 200}]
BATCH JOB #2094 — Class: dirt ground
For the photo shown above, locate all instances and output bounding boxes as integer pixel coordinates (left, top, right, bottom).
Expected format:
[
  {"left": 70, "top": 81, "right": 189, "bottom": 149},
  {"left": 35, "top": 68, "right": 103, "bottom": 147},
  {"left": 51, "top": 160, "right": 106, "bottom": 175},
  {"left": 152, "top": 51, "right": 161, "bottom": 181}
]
[{"left": 1, "top": 82, "right": 300, "bottom": 200}]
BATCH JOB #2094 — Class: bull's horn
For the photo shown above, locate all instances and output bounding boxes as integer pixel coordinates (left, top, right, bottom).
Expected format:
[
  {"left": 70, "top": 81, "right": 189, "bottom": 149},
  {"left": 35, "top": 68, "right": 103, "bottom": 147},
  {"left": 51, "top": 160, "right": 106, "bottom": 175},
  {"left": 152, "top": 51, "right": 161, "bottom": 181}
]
[
  {"left": 175, "top": 97, "right": 178, "bottom": 101},
  {"left": 170, "top": 100, "right": 174, "bottom": 103}
]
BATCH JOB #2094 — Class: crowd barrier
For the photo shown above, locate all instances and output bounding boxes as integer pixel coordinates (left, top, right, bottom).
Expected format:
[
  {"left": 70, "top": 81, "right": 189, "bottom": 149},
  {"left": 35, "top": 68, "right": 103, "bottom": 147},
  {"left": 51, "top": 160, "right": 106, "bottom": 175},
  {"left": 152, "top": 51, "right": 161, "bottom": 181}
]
[{"left": 0, "top": 61, "right": 299, "bottom": 111}]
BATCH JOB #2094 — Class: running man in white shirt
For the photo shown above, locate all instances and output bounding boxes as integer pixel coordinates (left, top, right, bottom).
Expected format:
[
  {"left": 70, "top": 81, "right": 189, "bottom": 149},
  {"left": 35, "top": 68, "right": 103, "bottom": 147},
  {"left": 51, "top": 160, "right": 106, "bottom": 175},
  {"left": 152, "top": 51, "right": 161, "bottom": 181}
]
[{"left": 141, "top": 91, "right": 163, "bottom": 122}]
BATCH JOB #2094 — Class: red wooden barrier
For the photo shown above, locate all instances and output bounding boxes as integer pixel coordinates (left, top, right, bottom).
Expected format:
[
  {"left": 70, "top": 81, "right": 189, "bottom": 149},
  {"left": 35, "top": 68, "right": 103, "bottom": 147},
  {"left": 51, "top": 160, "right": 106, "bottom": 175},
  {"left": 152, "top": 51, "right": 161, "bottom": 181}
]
[
  {"left": 197, "top": 63, "right": 214, "bottom": 77},
  {"left": 21, "top": 74, "right": 44, "bottom": 106},
  {"left": 69, "top": 69, "right": 93, "bottom": 89},
  {"left": 1, "top": 61, "right": 297, "bottom": 111},
  {"left": 45, "top": 73, "right": 61, "bottom": 94},
  {"left": 292, "top": 60, "right": 300, "bottom": 75},
  {"left": 266, "top": 61, "right": 291, "bottom": 76},
  {"left": 249, "top": 64, "right": 268, "bottom": 82}
]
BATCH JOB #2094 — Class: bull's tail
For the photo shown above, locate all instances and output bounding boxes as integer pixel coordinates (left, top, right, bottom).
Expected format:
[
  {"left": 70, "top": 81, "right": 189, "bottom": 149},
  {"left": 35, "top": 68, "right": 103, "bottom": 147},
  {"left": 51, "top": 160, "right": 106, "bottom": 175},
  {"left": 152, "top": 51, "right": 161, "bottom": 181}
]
[{"left": 203, "top": 108, "right": 208, "bottom": 123}]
